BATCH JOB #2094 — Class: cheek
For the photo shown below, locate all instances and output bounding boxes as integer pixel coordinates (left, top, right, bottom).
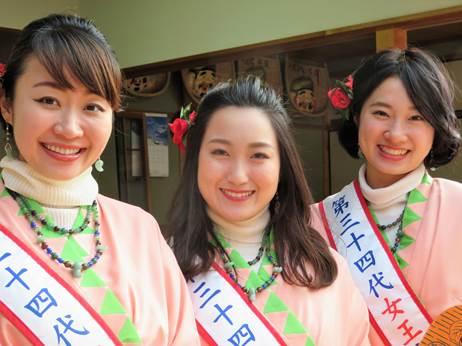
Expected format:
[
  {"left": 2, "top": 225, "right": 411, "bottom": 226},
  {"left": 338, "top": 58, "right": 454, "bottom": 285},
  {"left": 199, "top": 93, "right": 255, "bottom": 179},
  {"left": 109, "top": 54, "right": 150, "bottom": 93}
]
[
  {"left": 253, "top": 163, "right": 279, "bottom": 189},
  {"left": 358, "top": 119, "right": 378, "bottom": 146},
  {"left": 92, "top": 117, "right": 113, "bottom": 148}
]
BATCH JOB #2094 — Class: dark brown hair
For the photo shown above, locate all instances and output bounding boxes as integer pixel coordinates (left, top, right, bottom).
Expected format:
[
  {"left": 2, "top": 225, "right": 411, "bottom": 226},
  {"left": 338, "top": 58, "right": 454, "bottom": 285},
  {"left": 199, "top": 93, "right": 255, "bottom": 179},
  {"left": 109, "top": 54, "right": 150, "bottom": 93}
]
[
  {"left": 2, "top": 13, "right": 122, "bottom": 111},
  {"left": 166, "top": 77, "right": 337, "bottom": 288},
  {"left": 339, "top": 48, "right": 460, "bottom": 167}
]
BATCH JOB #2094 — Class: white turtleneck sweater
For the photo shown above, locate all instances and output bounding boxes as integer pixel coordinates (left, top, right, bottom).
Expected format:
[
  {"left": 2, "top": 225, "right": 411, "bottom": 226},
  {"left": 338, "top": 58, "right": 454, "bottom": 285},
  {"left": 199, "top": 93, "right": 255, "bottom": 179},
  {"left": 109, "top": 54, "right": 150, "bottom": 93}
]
[
  {"left": 0, "top": 156, "right": 98, "bottom": 229},
  {"left": 358, "top": 164, "right": 426, "bottom": 244},
  {"left": 207, "top": 206, "right": 270, "bottom": 270}
]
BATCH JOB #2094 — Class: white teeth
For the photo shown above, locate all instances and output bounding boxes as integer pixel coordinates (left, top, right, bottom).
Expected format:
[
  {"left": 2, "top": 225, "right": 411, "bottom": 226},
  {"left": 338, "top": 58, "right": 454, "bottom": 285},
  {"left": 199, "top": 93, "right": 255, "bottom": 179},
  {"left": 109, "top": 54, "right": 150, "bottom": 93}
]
[
  {"left": 222, "top": 189, "right": 253, "bottom": 198},
  {"left": 44, "top": 144, "right": 80, "bottom": 155},
  {"left": 381, "top": 146, "right": 407, "bottom": 156}
]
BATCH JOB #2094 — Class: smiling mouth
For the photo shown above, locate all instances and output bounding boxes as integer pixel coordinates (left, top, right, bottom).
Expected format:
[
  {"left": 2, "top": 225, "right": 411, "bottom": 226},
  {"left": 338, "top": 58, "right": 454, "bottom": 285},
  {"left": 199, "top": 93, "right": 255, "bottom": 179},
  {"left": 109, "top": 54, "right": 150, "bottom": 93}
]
[
  {"left": 379, "top": 145, "right": 409, "bottom": 156},
  {"left": 220, "top": 188, "right": 255, "bottom": 199},
  {"left": 43, "top": 144, "right": 82, "bottom": 155}
]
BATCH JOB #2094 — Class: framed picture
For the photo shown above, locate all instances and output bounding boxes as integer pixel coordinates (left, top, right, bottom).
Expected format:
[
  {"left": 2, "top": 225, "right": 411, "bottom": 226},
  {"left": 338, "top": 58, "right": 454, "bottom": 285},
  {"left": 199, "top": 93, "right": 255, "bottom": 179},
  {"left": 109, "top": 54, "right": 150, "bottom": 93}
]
[
  {"left": 237, "top": 55, "right": 283, "bottom": 93},
  {"left": 123, "top": 72, "right": 170, "bottom": 97},
  {"left": 181, "top": 62, "right": 235, "bottom": 104},
  {"left": 145, "top": 113, "right": 169, "bottom": 177},
  {"left": 284, "top": 54, "right": 329, "bottom": 122}
]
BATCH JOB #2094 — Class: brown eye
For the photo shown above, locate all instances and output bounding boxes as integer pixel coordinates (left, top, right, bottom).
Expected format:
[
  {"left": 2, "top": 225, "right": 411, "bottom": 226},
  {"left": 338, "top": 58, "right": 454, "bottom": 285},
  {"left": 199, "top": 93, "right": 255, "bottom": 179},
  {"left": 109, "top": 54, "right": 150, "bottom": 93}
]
[{"left": 36, "top": 97, "right": 58, "bottom": 106}]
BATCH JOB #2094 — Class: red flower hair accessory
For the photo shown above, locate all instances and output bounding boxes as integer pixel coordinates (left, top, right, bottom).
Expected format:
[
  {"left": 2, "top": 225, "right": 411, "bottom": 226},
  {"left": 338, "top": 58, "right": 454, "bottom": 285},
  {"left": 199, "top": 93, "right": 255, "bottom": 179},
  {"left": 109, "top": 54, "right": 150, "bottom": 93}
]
[
  {"left": 169, "top": 103, "right": 197, "bottom": 154},
  {"left": 0, "top": 63, "right": 6, "bottom": 77},
  {"left": 328, "top": 74, "right": 353, "bottom": 120},
  {"left": 0, "top": 63, "right": 7, "bottom": 84}
]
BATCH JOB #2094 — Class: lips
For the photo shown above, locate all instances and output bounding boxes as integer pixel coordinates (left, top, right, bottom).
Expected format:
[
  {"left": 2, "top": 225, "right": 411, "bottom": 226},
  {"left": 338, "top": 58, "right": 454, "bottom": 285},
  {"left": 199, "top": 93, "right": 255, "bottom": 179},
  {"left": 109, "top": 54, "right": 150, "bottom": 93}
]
[
  {"left": 379, "top": 145, "right": 409, "bottom": 157},
  {"left": 220, "top": 188, "right": 255, "bottom": 201},
  {"left": 43, "top": 143, "right": 82, "bottom": 155}
]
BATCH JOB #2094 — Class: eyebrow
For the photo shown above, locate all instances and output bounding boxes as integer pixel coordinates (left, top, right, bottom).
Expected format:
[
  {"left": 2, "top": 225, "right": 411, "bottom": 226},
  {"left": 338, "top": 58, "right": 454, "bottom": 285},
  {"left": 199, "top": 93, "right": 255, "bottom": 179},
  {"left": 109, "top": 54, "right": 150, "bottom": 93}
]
[
  {"left": 207, "top": 138, "right": 275, "bottom": 149},
  {"left": 370, "top": 101, "right": 417, "bottom": 111},
  {"left": 369, "top": 101, "right": 392, "bottom": 108},
  {"left": 33, "top": 81, "right": 67, "bottom": 90}
]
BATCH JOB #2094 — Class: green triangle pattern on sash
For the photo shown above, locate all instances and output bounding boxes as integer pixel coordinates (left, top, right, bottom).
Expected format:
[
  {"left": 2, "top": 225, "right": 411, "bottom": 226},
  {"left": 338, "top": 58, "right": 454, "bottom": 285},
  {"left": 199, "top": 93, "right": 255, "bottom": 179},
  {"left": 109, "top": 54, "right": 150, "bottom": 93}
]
[
  {"left": 118, "top": 317, "right": 141, "bottom": 344},
  {"left": 0, "top": 187, "right": 9, "bottom": 198},
  {"left": 100, "top": 289, "right": 126, "bottom": 314},
  {"left": 407, "top": 189, "right": 427, "bottom": 204},
  {"left": 217, "top": 230, "right": 313, "bottom": 343},
  {"left": 245, "top": 270, "right": 264, "bottom": 290},
  {"left": 402, "top": 207, "right": 421, "bottom": 228},
  {"left": 394, "top": 253, "right": 409, "bottom": 269},
  {"left": 422, "top": 173, "right": 432, "bottom": 185},
  {"left": 283, "top": 312, "right": 306, "bottom": 334},
  {"left": 80, "top": 269, "right": 106, "bottom": 287},
  {"left": 398, "top": 233, "right": 415, "bottom": 249},
  {"left": 72, "top": 208, "right": 84, "bottom": 228},
  {"left": 305, "top": 336, "right": 316, "bottom": 346},
  {"left": 263, "top": 292, "right": 288, "bottom": 313},
  {"left": 229, "top": 249, "right": 250, "bottom": 269},
  {"left": 61, "top": 237, "right": 88, "bottom": 262},
  {"left": 25, "top": 198, "right": 44, "bottom": 214},
  {"left": 71, "top": 208, "right": 96, "bottom": 235},
  {"left": 1, "top": 187, "right": 142, "bottom": 341},
  {"left": 257, "top": 266, "right": 271, "bottom": 283},
  {"left": 40, "top": 224, "right": 66, "bottom": 239}
]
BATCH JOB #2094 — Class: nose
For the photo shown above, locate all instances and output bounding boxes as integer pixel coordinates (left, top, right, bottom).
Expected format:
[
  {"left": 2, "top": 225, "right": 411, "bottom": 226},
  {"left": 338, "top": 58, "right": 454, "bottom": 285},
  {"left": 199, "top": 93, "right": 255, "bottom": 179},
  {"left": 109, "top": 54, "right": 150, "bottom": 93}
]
[
  {"left": 384, "top": 119, "right": 408, "bottom": 143},
  {"left": 53, "top": 108, "right": 84, "bottom": 139},
  {"left": 227, "top": 159, "right": 249, "bottom": 185}
]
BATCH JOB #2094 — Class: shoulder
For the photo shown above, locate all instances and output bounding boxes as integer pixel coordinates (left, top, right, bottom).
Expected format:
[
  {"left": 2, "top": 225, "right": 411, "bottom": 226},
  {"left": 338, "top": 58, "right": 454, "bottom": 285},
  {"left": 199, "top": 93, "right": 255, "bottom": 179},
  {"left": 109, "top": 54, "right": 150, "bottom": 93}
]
[
  {"left": 97, "top": 194, "right": 156, "bottom": 221},
  {"left": 97, "top": 194, "right": 162, "bottom": 240},
  {"left": 432, "top": 177, "right": 462, "bottom": 192}
]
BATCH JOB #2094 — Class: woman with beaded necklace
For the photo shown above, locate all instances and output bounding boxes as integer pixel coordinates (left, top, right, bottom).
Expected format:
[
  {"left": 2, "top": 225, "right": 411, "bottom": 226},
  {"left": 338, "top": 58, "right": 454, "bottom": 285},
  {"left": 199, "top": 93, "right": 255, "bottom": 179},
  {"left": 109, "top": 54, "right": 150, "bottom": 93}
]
[
  {"left": 0, "top": 14, "right": 199, "bottom": 345},
  {"left": 311, "top": 48, "right": 462, "bottom": 345},
  {"left": 166, "top": 77, "right": 370, "bottom": 345}
]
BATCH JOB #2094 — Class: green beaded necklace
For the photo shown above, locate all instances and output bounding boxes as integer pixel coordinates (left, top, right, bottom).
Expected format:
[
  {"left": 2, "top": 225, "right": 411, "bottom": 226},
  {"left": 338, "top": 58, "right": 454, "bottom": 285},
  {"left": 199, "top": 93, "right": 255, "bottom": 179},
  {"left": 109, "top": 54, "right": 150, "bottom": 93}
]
[
  {"left": 214, "top": 229, "right": 282, "bottom": 301},
  {"left": 7, "top": 188, "right": 105, "bottom": 278}
]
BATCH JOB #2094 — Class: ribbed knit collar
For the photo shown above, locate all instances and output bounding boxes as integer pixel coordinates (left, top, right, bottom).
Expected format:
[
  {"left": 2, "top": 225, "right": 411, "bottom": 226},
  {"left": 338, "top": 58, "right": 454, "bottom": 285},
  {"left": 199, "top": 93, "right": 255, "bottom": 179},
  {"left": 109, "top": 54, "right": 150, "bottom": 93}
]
[
  {"left": 207, "top": 206, "right": 270, "bottom": 245},
  {"left": 0, "top": 156, "right": 98, "bottom": 207},
  {"left": 358, "top": 163, "right": 426, "bottom": 210}
]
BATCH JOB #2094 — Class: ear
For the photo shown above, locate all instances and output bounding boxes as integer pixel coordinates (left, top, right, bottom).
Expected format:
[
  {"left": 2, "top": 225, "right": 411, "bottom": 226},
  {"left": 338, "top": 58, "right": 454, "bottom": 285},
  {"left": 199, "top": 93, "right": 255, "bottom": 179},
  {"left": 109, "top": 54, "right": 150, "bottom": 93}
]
[{"left": 0, "top": 90, "right": 13, "bottom": 125}]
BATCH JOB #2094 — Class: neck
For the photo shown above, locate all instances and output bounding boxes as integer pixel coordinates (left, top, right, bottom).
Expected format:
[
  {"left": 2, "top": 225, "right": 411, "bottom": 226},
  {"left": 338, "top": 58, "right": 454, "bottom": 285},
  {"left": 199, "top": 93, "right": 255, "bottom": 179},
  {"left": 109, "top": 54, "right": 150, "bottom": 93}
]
[{"left": 207, "top": 207, "right": 270, "bottom": 245}]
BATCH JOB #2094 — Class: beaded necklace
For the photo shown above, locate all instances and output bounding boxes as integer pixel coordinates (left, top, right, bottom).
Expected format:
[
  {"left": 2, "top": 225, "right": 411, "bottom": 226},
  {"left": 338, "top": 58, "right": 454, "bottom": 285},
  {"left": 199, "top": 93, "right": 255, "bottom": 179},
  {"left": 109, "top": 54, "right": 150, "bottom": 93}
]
[
  {"left": 214, "top": 229, "right": 282, "bottom": 301},
  {"left": 372, "top": 193, "right": 409, "bottom": 255},
  {"left": 7, "top": 188, "right": 105, "bottom": 278}
]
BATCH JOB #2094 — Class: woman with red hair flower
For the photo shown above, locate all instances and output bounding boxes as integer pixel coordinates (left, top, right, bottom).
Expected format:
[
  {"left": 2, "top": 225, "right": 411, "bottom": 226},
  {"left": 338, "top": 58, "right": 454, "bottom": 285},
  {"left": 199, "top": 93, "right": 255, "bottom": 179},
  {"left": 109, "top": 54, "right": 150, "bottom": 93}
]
[{"left": 313, "top": 48, "right": 462, "bottom": 345}]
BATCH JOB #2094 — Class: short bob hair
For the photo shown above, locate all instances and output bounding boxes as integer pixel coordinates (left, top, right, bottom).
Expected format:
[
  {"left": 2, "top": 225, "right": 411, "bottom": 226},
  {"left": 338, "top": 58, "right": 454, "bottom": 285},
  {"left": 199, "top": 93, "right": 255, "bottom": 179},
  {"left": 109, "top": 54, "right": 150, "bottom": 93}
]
[
  {"left": 2, "top": 14, "right": 122, "bottom": 111},
  {"left": 167, "top": 76, "right": 337, "bottom": 288},
  {"left": 339, "top": 48, "right": 460, "bottom": 168}
]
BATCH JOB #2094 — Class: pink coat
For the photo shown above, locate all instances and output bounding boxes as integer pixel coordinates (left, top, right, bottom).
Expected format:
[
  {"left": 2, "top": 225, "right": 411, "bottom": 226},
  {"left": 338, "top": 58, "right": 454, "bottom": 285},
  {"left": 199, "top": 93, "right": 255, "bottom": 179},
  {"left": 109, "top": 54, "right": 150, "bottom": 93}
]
[
  {"left": 200, "top": 251, "right": 370, "bottom": 346},
  {"left": 0, "top": 182, "right": 199, "bottom": 345},
  {"left": 311, "top": 177, "right": 462, "bottom": 345}
]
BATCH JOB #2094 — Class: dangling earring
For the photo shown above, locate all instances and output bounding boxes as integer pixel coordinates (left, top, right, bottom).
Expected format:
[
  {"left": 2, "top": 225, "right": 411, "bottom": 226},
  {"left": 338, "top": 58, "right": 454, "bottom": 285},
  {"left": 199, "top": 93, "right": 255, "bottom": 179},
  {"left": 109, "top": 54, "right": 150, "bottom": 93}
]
[
  {"left": 4, "top": 124, "right": 13, "bottom": 157},
  {"left": 357, "top": 145, "right": 364, "bottom": 159},
  {"left": 273, "top": 192, "right": 280, "bottom": 215},
  {"left": 429, "top": 149, "right": 436, "bottom": 172},
  {"left": 94, "top": 158, "right": 104, "bottom": 172}
]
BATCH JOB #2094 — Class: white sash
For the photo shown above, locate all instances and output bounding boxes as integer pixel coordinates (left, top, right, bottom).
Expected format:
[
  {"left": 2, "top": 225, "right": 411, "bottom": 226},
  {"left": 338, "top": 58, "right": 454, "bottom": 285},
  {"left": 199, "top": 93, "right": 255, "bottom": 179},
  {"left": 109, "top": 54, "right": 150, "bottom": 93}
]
[
  {"left": 0, "top": 225, "right": 120, "bottom": 345},
  {"left": 189, "top": 262, "right": 286, "bottom": 346},
  {"left": 320, "top": 180, "right": 432, "bottom": 345}
]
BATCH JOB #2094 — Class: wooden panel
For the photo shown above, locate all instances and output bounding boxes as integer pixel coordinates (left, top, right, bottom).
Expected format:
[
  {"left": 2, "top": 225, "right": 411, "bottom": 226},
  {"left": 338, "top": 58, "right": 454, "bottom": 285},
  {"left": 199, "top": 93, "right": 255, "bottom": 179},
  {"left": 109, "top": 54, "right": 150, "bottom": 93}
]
[{"left": 376, "top": 28, "right": 408, "bottom": 51}]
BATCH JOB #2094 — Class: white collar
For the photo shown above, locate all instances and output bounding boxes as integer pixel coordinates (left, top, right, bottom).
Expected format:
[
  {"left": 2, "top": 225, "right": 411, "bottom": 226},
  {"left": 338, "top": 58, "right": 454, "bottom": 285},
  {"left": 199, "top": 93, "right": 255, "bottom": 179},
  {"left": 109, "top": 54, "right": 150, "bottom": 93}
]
[
  {"left": 358, "top": 164, "right": 426, "bottom": 209},
  {"left": 0, "top": 156, "right": 98, "bottom": 207}
]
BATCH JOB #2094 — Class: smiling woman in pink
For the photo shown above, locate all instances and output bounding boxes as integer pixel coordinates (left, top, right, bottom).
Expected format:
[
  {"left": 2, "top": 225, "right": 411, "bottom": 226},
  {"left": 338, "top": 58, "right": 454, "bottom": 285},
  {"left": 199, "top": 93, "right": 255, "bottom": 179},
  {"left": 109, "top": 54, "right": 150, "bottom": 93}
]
[
  {"left": 311, "top": 48, "right": 462, "bottom": 345},
  {"left": 0, "top": 14, "right": 198, "bottom": 345},
  {"left": 166, "top": 77, "right": 370, "bottom": 345}
]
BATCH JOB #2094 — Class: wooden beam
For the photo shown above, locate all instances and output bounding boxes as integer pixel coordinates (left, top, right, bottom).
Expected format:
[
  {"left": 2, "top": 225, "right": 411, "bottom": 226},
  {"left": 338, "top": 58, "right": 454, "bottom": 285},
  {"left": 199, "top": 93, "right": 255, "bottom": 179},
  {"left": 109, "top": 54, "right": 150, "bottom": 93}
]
[
  {"left": 123, "top": 6, "right": 462, "bottom": 77},
  {"left": 376, "top": 28, "right": 408, "bottom": 51}
]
